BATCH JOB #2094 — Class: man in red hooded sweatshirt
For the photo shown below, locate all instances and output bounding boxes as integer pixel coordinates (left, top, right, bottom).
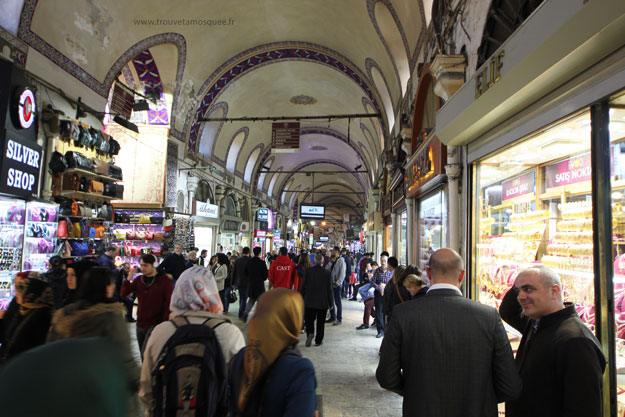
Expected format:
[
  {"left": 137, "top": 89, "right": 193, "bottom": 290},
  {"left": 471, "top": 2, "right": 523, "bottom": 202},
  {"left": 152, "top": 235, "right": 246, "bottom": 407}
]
[{"left": 269, "top": 246, "right": 296, "bottom": 289}]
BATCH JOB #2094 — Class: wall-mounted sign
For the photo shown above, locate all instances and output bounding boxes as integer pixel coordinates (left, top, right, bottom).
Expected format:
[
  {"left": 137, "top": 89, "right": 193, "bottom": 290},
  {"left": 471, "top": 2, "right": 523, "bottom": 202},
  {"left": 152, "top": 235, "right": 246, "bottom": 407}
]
[
  {"left": 0, "top": 135, "right": 42, "bottom": 197},
  {"left": 13, "top": 87, "right": 36, "bottom": 130},
  {"left": 502, "top": 170, "right": 535, "bottom": 201},
  {"left": 475, "top": 50, "right": 505, "bottom": 99},
  {"left": 267, "top": 209, "right": 274, "bottom": 230},
  {"left": 254, "top": 229, "right": 266, "bottom": 238},
  {"left": 406, "top": 137, "right": 446, "bottom": 198},
  {"left": 545, "top": 152, "right": 592, "bottom": 188},
  {"left": 257, "top": 208, "right": 269, "bottom": 222},
  {"left": 271, "top": 122, "right": 300, "bottom": 153},
  {"left": 274, "top": 229, "right": 281, "bottom": 237},
  {"left": 300, "top": 204, "right": 325, "bottom": 219},
  {"left": 319, "top": 236, "right": 329, "bottom": 242},
  {"left": 240, "top": 222, "right": 250, "bottom": 232},
  {"left": 195, "top": 201, "right": 219, "bottom": 218}
]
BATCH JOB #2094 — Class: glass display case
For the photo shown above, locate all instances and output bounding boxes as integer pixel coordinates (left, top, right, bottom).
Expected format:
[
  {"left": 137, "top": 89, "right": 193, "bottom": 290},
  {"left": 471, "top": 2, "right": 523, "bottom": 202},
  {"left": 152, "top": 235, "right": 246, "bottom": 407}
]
[
  {"left": 22, "top": 201, "right": 59, "bottom": 273},
  {"left": 419, "top": 189, "right": 446, "bottom": 270},
  {"left": 111, "top": 208, "right": 167, "bottom": 265},
  {"left": 0, "top": 198, "right": 25, "bottom": 310}
]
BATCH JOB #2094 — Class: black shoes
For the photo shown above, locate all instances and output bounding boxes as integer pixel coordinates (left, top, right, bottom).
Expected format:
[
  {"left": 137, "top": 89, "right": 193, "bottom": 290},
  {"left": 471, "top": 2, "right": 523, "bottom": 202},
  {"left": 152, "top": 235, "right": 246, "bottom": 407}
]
[
  {"left": 325, "top": 319, "right": 335, "bottom": 324},
  {"left": 332, "top": 320, "right": 342, "bottom": 326},
  {"left": 305, "top": 334, "right": 314, "bottom": 347},
  {"left": 315, "top": 341, "right": 323, "bottom": 346},
  {"left": 349, "top": 297, "right": 358, "bottom": 301},
  {"left": 376, "top": 332, "right": 384, "bottom": 338},
  {"left": 356, "top": 324, "right": 369, "bottom": 330},
  {"left": 126, "top": 316, "right": 136, "bottom": 323}
]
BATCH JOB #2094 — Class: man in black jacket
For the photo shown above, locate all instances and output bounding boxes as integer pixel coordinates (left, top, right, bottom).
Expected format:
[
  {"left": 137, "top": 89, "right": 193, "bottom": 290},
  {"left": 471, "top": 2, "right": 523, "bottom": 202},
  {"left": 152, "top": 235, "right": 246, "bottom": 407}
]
[
  {"left": 500, "top": 265, "right": 606, "bottom": 417},
  {"left": 233, "top": 247, "right": 251, "bottom": 320},
  {"left": 242, "top": 246, "right": 268, "bottom": 322},
  {"left": 377, "top": 248, "right": 521, "bottom": 416},
  {"left": 300, "top": 253, "right": 334, "bottom": 347},
  {"left": 156, "top": 244, "right": 186, "bottom": 284}
]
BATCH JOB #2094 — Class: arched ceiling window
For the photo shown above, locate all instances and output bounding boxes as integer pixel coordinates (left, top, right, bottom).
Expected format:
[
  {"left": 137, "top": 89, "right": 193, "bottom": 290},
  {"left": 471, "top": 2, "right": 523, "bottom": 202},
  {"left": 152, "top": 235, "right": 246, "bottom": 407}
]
[
  {"left": 374, "top": 2, "right": 410, "bottom": 94},
  {"left": 226, "top": 129, "right": 248, "bottom": 173},
  {"left": 196, "top": 180, "right": 212, "bottom": 203},
  {"left": 370, "top": 67, "right": 395, "bottom": 133},
  {"left": 199, "top": 105, "right": 227, "bottom": 158},
  {"left": 244, "top": 147, "right": 262, "bottom": 183},
  {"left": 223, "top": 196, "right": 236, "bottom": 217},
  {"left": 267, "top": 167, "right": 283, "bottom": 197},
  {"left": 257, "top": 157, "right": 274, "bottom": 191}
]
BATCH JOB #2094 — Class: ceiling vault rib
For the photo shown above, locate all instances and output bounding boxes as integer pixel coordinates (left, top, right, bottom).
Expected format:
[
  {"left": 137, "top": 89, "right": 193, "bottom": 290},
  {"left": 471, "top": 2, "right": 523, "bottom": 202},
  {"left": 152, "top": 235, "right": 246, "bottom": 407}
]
[{"left": 199, "top": 113, "right": 381, "bottom": 123}]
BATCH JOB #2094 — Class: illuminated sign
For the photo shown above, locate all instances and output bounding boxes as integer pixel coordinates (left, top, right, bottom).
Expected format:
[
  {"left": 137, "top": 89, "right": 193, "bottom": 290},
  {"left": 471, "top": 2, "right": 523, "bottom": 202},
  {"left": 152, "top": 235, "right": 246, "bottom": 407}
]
[
  {"left": 300, "top": 204, "right": 325, "bottom": 219},
  {"left": 405, "top": 137, "right": 445, "bottom": 198},
  {"left": 475, "top": 50, "right": 504, "bottom": 99},
  {"left": 0, "top": 136, "right": 42, "bottom": 197},
  {"left": 257, "top": 208, "right": 269, "bottom": 221},
  {"left": 15, "top": 87, "right": 36, "bottom": 129}
]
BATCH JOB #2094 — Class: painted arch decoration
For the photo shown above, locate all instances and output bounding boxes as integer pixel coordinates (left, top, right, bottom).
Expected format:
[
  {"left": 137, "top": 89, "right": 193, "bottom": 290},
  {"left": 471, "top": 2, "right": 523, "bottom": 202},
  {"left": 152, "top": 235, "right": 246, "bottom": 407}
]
[{"left": 185, "top": 42, "right": 387, "bottom": 155}]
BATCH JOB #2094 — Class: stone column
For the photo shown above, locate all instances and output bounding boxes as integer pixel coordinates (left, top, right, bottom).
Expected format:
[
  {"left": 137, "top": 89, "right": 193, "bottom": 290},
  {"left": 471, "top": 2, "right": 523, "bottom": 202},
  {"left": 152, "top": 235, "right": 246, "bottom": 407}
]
[{"left": 186, "top": 175, "right": 199, "bottom": 214}]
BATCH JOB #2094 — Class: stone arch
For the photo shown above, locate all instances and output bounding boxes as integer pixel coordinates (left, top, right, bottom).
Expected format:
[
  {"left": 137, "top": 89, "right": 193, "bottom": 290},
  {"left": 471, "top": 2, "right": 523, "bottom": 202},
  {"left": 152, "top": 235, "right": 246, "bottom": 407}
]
[
  {"left": 411, "top": 64, "right": 440, "bottom": 153},
  {"left": 266, "top": 166, "right": 284, "bottom": 197},
  {"left": 366, "top": 58, "right": 395, "bottom": 133},
  {"left": 256, "top": 156, "right": 275, "bottom": 191},
  {"left": 225, "top": 127, "right": 250, "bottom": 173},
  {"left": 275, "top": 160, "right": 367, "bottom": 199},
  {"left": 184, "top": 42, "right": 387, "bottom": 154},
  {"left": 362, "top": 96, "right": 385, "bottom": 153},
  {"left": 198, "top": 102, "right": 228, "bottom": 158},
  {"left": 244, "top": 144, "right": 264, "bottom": 184}
]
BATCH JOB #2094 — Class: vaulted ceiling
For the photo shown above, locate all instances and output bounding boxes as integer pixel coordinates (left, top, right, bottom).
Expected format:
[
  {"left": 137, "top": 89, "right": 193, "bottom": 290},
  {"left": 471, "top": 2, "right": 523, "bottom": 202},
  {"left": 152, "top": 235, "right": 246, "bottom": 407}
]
[{"left": 3, "top": 0, "right": 427, "bottom": 218}]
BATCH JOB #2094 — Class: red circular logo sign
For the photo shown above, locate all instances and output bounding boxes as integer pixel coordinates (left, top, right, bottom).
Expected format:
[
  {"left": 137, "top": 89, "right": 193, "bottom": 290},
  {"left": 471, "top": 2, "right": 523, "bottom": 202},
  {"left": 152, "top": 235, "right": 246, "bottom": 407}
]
[{"left": 18, "top": 88, "right": 36, "bottom": 129}]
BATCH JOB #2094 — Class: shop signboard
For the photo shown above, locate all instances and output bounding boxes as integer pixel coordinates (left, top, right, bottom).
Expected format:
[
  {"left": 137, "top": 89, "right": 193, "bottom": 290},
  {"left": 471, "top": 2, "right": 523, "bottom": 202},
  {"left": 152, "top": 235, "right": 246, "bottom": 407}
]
[
  {"left": 257, "top": 208, "right": 269, "bottom": 222},
  {"left": 254, "top": 229, "right": 266, "bottom": 238},
  {"left": 195, "top": 201, "right": 219, "bottom": 218},
  {"left": 545, "top": 152, "right": 593, "bottom": 189},
  {"left": 274, "top": 229, "right": 281, "bottom": 237},
  {"left": 267, "top": 209, "right": 274, "bottom": 230},
  {"left": 0, "top": 134, "right": 42, "bottom": 198},
  {"left": 222, "top": 220, "right": 240, "bottom": 232},
  {"left": 271, "top": 122, "right": 300, "bottom": 153},
  {"left": 240, "top": 222, "right": 250, "bottom": 232},
  {"left": 406, "top": 137, "right": 446, "bottom": 198},
  {"left": 502, "top": 170, "right": 535, "bottom": 201}
]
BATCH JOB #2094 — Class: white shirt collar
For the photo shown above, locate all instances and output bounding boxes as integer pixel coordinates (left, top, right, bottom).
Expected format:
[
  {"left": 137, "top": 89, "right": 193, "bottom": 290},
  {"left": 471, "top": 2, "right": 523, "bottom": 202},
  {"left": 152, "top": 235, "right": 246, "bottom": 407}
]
[{"left": 427, "top": 283, "right": 462, "bottom": 295}]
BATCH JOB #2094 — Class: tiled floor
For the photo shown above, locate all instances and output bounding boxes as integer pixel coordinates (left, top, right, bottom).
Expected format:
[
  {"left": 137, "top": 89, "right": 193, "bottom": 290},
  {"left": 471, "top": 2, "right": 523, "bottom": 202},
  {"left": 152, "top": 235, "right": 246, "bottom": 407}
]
[{"left": 128, "top": 296, "right": 403, "bottom": 417}]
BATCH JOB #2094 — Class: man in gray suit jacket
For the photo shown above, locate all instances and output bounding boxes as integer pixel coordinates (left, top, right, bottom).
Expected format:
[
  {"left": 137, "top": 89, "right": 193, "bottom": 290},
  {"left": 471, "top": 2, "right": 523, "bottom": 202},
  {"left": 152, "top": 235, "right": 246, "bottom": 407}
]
[{"left": 376, "top": 248, "right": 521, "bottom": 417}]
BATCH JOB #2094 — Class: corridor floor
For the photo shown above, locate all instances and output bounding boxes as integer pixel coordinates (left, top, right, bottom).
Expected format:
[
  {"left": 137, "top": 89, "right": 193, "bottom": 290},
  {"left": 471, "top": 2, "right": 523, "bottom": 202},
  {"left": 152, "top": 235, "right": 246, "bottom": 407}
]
[{"left": 129, "top": 296, "right": 403, "bottom": 417}]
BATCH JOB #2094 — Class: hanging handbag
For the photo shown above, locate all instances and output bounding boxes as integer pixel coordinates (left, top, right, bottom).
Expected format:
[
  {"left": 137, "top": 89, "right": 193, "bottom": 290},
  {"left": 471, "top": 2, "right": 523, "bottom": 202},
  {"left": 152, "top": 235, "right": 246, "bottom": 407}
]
[
  {"left": 95, "top": 225, "right": 105, "bottom": 238},
  {"left": 80, "top": 218, "right": 90, "bottom": 238},
  {"left": 72, "top": 221, "right": 82, "bottom": 238},
  {"left": 92, "top": 159, "right": 108, "bottom": 176},
  {"left": 88, "top": 180, "right": 104, "bottom": 194},
  {"left": 138, "top": 214, "right": 151, "bottom": 224},
  {"left": 58, "top": 219, "right": 68, "bottom": 238},
  {"left": 126, "top": 229, "right": 136, "bottom": 240},
  {"left": 145, "top": 227, "right": 154, "bottom": 240},
  {"left": 136, "top": 227, "right": 146, "bottom": 240},
  {"left": 228, "top": 289, "right": 238, "bottom": 304},
  {"left": 78, "top": 125, "right": 92, "bottom": 148},
  {"left": 89, "top": 128, "right": 103, "bottom": 150},
  {"left": 48, "top": 151, "right": 68, "bottom": 174},
  {"left": 70, "top": 241, "right": 89, "bottom": 256},
  {"left": 107, "top": 163, "right": 123, "bottom": 180},
  {"left": 65, "top": 151, "right": 93, "bottom": 172},
  {"left": 108, "top": 137, "right": 121, "bottom": 155},
  {"left": 114, "top": 228, "right": 127, "bottom": 240}
]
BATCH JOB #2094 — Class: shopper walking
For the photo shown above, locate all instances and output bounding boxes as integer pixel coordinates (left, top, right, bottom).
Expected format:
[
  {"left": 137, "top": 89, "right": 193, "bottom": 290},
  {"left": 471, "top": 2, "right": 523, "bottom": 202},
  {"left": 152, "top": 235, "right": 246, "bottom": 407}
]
[
  {"left": 295, "top": 251, "right": 312, "bottom": 291},
  {"left": 377, "top": 249, "right": 521, "bottom": 416},
  {"left": 242, "top": 246, "right": 268, "bottom": 322},
  {"left": 233, "top": 247, "right": 251, "bottom": 320},
  {"left": 120, "top": 254, "right": 173, "bottom": 356},
  {"left": 299, "top": 253, "right": 334, "bottom": 346},
  {"left": 268, "top": 247, "right": 296, "bottom": 289},
  {"left": 157, "top": 244, "right": 186, "bottom": 283},
  {"left": 213, "top": 253, "right": 230, "bottom": 308},
  {"left": 370, "top": 255, "right": 395, "bottom": 337},
  {"left": 228, "top": 288, "right": 318, "bottom": 417},
  {"left": 326, "top": 246, "right": 346, "bottom": 326}
]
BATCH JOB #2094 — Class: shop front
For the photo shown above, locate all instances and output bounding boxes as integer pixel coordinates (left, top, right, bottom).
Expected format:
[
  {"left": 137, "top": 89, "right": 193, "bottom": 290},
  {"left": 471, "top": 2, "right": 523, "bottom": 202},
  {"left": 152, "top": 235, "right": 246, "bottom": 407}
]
[
  {"left": 219, "top": 218, "right": 241, "bottom": 253},
  {"left": 390, "top": 173, "right": 407, "bottom": 264},
  {"left": 193, "top": 200, "right": 219, "bottom": 256},
  {"left": 405, "top": 136, "right": 447, "bottom": 270},
  {"left": 433, "top": 0, "right": 625, "bottom": 413}
]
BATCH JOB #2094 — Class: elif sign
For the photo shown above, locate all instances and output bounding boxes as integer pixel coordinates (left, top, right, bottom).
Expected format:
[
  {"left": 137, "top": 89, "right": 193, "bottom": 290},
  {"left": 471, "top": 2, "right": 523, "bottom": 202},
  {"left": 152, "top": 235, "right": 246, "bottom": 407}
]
[{"left": 195, "top": 201, "right": 219, "bottom": 218}]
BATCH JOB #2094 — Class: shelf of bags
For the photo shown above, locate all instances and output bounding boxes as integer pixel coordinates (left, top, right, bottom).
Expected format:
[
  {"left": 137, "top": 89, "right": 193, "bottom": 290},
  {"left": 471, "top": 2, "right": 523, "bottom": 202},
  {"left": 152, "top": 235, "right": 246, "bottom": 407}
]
[
  {"left": 112, "top": 239, "right": 163, "bottom": 243},
  {"left": 59, "top": 191, "right": 116, "bottom": 202},
  {"left": 25, "top": 221, "right": 58, "bottom": 226},
  {"left": 65, "top": 216, "right": 111, "bottom": 222},
  {"left": 59, "top": 237, "right": 105, "bottom": 240},
  {"left": 64, "top": 168, "right": 122, "bottom": 183},
  {"left": 114, "top": 223, "right": 165, "bottom": 227},
  {"left": 62, "top": 254, "right": 98, "bottom": 259}
]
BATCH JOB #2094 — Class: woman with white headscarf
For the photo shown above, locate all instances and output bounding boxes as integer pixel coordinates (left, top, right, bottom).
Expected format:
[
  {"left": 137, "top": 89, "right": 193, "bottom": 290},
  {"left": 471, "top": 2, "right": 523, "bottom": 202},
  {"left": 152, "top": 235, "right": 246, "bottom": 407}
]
[{"left": 138, "top": 266, "right": 245, "bottom": 412}]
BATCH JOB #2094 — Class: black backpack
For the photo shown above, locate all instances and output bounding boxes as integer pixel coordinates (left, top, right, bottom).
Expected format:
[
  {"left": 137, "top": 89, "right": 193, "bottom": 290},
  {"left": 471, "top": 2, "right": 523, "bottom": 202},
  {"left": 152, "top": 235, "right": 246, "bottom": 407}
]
[{"left": 152, "top": 316, "right": 229, "bottom": 417}]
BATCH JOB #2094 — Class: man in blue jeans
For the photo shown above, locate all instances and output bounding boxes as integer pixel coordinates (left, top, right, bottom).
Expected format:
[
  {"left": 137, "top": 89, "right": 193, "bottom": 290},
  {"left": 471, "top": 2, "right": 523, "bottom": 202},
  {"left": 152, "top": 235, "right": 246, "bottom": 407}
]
[
  {"left": 371, "top": 255, "right": 396, "bottom": 338},
  {"left": 326, "top": 246, "right": 346, "bottom": 326}
]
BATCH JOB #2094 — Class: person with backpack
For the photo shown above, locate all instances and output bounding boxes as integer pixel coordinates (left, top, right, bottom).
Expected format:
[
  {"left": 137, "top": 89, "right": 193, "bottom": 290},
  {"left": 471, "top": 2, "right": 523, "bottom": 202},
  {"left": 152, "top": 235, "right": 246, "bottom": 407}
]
[
  {"left": 140, "top": 266, "right": 245, "bottom": 416},
  {"left": 228, "top": 288, "right": 318, "bottom": 417}
]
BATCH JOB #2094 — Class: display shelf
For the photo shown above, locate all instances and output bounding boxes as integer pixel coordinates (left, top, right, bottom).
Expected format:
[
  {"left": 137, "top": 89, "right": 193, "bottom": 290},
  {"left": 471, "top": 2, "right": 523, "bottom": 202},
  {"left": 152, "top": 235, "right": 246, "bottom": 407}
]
[
  {"left": 59, "top": 237, "right": 104, "bottom": 240},
  {"left": 66, "top": 216, "right": 111, "bottom": 221},
  {"left": 59, "top": 191, "right": 116, "bottom": 202},
  {"left": 63, "top": 254, "right": 97, "bottom": 259},
  {"left": 111, "top": 239, "right": 163, "bottom": 243},
  {"left": 64, "top": 168, "right": 122, "bottom": 183},
  {"left": 114, "top": 223, "right": 165, "bottom": 227}
]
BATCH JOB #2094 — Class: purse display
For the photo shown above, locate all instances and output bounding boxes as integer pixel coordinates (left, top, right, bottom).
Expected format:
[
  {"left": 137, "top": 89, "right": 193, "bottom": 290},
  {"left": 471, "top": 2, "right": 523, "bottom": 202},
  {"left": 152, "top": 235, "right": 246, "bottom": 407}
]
[
  {"left": 103, "top": 184, "right": 124, "bottom": 198},
  {"left": 58, "top": 219, "right": 68, "bottom": 238},
  {"left": 79, "top": 177, "right": 88, "bottom": 192},
  {"left": 88, "top": 180, "right": 104, "bottom": 194},
  {"left": 48, "top": 151, "right": 68, "bottom": 174},
  {"left": 139, "top": 214, "right": 151, "bottom": 224},
  {"left": 65, "top": 151, "right": 93, "bottom": 172},
  {"left": 108, "top": 163, "right": 123, "bottom": 180},
  {"left": 92, "top": 158, "right": 108, "bottom": 176},
  {"left": 126, "top": 229, "right": 136, "bottom": 240},
  {"left": 136, "top": 227, "right": 146, "bottom": 240}
]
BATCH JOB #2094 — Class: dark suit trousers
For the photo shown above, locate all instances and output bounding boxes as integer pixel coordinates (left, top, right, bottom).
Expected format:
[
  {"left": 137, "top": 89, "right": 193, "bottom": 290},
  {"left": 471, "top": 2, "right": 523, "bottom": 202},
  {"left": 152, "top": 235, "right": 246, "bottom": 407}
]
[
  {"left": 329, "top": 286, "right": 342, "bottom": 322},
  {"left": 305, "top": 307, "right": 327, "bottom": 344},
  {"left": 374, "top": 292, "right": 384, "bottom": 333},
  {"left": 238, "top": 286, "right": 248, "bottom": 319}
]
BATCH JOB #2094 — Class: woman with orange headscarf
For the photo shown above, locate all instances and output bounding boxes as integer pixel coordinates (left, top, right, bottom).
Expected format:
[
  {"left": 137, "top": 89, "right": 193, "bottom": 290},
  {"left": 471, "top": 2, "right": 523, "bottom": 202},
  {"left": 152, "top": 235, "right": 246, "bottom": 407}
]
[{"left": 229, "top": 288, "right": 318, "bottom": 417}]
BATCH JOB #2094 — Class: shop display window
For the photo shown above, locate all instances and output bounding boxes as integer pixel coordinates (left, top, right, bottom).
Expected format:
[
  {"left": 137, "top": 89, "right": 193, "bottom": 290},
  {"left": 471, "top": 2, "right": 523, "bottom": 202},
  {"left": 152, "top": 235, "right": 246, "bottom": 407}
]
[
  {"left": 0, "top": 199, "right": 25, "bottom": 309},
  {"left": 474, "top": 111, "right": 596, "bottom": 324},
  {"left": 399, "top": 211, "right": 407, "bottom": 265},
  {"left": 419, "top": 190, "right": 446, "bottom": 270}
]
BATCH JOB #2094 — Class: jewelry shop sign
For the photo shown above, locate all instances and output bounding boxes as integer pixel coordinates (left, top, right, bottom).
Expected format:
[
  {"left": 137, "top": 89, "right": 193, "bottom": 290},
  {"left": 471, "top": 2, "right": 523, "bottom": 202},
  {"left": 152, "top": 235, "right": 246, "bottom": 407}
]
[
  {"left": 502, "top": 170, "right": 535, "bottom": 201},
  {"left": 195, "top": 201, "right": 219, "bottom": 218},
  {"left": 0, "top": 133, "right": 42, "bottom": 197}
]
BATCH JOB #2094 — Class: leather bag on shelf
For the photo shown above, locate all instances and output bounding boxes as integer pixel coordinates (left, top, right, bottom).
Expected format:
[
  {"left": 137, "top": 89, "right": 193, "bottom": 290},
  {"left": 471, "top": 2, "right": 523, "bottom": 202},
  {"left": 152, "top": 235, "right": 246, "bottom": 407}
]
[
  {"left": 79, "top": 177, "right": 88, "bottom": 193},
  {"left": 94, "top": 225, "right": 105, "bottom": 238},
  {"left": 57, "top": 219, "right": 68, "bottom": 238},
  {"left": 79, "top": 205, "right": 93, "bottom": 217},
  {"left": 48, "top": 151, "right": 67, "bottom": 174},
  {"left": 103, "top": 184, "right": 124, "bottom": 199},
  {"left": 154, "top": 230, "right": 164, "bottom": 241},
  {"left": 88, "top": 180, "right": 104, "bottom": 194},
  {"left": 92, "top": 158, "right": 108, "bottom": 176},
  {"left": 138, "top": 214, "right": 151, "bottom": 224},
  {"left": 108, "top": 137, "right": 121, "bottom": 155},
  {"left": 71, "top": 201, "right": 79, "bottom": 216},
  {"left": 80, "top": 218, "right": 90, "bottom": 238},
  {"left": 64, "top": 151, "right": 93, "bottom": 172},
  {"left": 136, "top": 227, "right": 146, "bottom": 240},
  {"left": 78, "top": 125, "right": 92, "bottom": 148},
  {"left": 107, "top": 163, "right": 123, "bottom": 180},
  {"left": 62, "top": 173, "right": 80, "bottom": 191},
  {"left": 72, "top": 221, "right": 81, "bottom": 238}
]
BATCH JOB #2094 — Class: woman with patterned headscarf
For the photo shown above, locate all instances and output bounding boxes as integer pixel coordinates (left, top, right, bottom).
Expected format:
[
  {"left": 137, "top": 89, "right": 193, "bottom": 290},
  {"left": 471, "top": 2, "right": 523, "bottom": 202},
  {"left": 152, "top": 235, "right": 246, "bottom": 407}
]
[
  {"left": 139, "top": 266, "right": 245, "bottom": 413},
  {"left": 0, "top": 276, "right": 54, "bottom": 364},
  {"left": 229, "top": 288, "right": 318, "bottom": 417}
]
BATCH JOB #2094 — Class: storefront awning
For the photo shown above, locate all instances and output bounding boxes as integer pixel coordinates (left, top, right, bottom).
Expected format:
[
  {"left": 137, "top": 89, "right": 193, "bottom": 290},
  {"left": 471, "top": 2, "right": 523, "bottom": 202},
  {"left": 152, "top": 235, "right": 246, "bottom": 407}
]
[{"left": 435, "top": 0, "right": 625, "bottom": 147}]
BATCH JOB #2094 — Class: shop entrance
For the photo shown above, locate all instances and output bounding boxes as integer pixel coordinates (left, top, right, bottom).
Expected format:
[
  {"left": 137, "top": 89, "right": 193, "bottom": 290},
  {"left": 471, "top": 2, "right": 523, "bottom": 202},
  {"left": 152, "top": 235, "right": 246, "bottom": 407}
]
[{"left": 195, "top": 226, "right": 214, "bottom": 257}]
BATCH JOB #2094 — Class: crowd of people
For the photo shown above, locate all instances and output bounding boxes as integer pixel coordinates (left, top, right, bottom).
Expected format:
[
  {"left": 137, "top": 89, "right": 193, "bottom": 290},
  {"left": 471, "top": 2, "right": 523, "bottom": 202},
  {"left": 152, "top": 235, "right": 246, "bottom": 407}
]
[{"left": 0, "top": 243, "right": 609, "bottom": 416}]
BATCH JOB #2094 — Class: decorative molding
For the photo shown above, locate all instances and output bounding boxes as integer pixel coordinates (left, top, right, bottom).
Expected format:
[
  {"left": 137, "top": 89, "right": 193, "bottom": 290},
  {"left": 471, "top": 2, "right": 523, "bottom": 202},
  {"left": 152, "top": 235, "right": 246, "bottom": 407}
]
[
  {"left": 290, "top": 94, "right": 317, "bottom": 105},
  {"left": 17, "top": 1, "right": 187, "bottom": 138},
  {"left": 365, "top": 57, "right": 396, "bottom": 124},
  {"left": 184, "top": 42, "right": 385, "bottom": 155},
  {"left": 0, "top": 27, "right": 28, "bottom": 67},
  {"left": 131, "top": 50, "right": 169, "bottom": 125},
  {"left": 225, "top": 126, "right": 250, "bottom": 176},
  {"left": 196, "top": 101, "right": 228, "bottom": 159}
]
